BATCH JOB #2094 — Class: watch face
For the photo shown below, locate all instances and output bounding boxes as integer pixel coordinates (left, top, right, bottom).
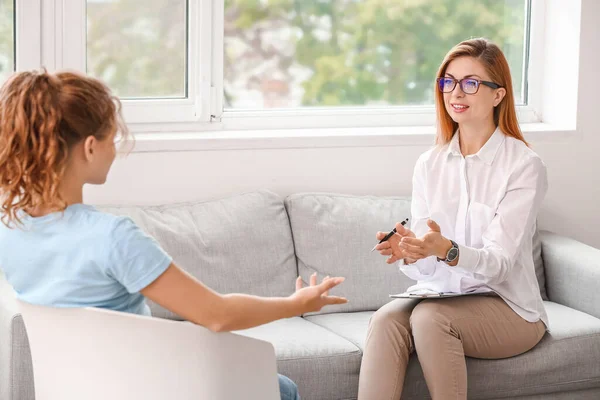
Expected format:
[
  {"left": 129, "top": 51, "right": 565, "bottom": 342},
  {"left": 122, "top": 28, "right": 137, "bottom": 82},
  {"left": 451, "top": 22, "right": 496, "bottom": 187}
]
[{"left": 448, "top": 248, "right": 459, "bottom": 261}]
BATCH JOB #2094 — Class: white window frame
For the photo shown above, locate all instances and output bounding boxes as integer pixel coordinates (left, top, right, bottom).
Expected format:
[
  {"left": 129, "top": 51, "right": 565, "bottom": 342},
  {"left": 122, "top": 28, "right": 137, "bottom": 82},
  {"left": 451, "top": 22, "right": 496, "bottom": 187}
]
[
  {"left": 208, "top": 0, "right": 541, "bottom": 132},
  {"left": 15, "top": 0, "right": 41, "bottom": 72},
  {"left": 525, "top": 0, "right": 545, "bottom": 125},
  {"left": 38, "top": 0, "right": 212, "bottom": 124},
  {"left": 11, "top": 0, "right": 576, "bottom": 143}
]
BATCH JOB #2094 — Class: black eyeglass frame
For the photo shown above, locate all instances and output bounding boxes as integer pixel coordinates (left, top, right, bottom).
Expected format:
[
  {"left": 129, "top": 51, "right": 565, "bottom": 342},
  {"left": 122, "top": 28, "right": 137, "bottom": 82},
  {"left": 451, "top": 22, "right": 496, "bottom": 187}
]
[{"left": 436, "top": 77, "right": 502, "bottom": 94}]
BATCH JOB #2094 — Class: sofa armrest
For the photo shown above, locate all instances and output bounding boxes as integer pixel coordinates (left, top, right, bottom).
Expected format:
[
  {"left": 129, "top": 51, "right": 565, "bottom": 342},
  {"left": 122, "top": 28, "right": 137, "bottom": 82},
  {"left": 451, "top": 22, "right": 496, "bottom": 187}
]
[
  {"left": 0, "top": 273, "right": 17, "bottom": 400},
  {"left": 541, "top": 230, "right": 600, "bottom": 319},
  {"left": 0, "top": 272, "right": 19, "bottom": 322},
  {"left": 0, "top": 272, "right": 33, "bottom": 400}
]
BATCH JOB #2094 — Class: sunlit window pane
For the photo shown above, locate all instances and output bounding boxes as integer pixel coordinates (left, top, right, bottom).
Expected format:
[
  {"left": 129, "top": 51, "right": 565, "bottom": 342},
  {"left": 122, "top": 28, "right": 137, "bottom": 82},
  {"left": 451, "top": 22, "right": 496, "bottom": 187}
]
[
  {"left": 224, "top": 0, "right": 528, "bottom": 109},
  {"left": 87, "top": 0, "right": 188, "bottom": 99},
  {"left": 0, "top": 0, "right": 15, "bottom": 84}
]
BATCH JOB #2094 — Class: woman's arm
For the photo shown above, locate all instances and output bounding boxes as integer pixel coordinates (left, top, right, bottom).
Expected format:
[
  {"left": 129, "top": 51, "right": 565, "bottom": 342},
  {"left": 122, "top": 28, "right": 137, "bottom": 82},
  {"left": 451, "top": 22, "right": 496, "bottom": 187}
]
[
  {"left": 451, "top": 156, "right": 548, "bottom": 284},
  {"left": 375, "top": 156, "right": 439, "bottom": 278},
  {"left": 141, "top": 264, "right": 347, "bottom": 332},
  {"left": 401, "top": 156, "right": 438, "bottom": 276},
  {"left": 400, "top": 155, "right": 548, "bottom": 285}
]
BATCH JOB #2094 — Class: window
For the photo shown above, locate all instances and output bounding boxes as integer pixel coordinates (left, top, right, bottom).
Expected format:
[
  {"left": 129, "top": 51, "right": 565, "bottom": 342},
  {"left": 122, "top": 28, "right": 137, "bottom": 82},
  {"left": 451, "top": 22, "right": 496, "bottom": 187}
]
[
  {"left": 13, "top": 0, "right": 545, "bottom": 129},
  {"left": 86, "top": 0, "right": 188, "bottom": 99},
  {"left": 223, "top": 0, "right": 529, "bottom": 110},
  {"left": 0, "top": 0, "right": 15, "bottom": 84}
]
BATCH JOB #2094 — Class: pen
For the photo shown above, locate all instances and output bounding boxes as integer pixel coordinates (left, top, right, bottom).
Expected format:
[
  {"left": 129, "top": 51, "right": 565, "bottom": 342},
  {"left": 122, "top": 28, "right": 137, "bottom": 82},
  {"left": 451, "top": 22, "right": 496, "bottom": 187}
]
[{"left": 371, "top": 218, "right": 409, "bottom": 252}]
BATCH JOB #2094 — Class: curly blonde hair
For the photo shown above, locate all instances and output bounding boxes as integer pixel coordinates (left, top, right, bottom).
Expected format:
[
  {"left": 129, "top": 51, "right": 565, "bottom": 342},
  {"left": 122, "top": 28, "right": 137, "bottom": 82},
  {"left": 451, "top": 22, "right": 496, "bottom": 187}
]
[{"left": 0, "top": 70, "right": 129, "bottom": 226}]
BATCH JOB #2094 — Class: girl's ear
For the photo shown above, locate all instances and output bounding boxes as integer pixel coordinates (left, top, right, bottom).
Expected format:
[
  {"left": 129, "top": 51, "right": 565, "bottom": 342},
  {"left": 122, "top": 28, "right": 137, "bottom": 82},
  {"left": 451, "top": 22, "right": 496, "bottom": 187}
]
[{"left": 83, "top": 136, "right": 97, "bottom": 162}]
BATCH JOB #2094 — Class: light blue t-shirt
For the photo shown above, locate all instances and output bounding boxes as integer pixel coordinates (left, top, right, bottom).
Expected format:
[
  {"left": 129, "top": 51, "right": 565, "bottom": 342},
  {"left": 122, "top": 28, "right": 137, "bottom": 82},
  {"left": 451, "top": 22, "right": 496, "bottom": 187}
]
[{"left": 0, "top": 204, "right": 172, "bottom": 316}]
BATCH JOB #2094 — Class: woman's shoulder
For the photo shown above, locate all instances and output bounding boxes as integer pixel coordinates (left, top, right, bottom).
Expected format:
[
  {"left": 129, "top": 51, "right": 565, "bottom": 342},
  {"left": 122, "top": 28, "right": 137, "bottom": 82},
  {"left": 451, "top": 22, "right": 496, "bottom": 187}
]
[
  {"left": 502, "top": 135, "right": 546, "bottom": 169},
  {"left": 415, "top": 144, "right": 450, "bottom": 170},
  {"left": 502, "top": 132, "right": 536, "bottom": 154},
  {"left": 418, "top": 138, "right": 449, "bottom": 160}
]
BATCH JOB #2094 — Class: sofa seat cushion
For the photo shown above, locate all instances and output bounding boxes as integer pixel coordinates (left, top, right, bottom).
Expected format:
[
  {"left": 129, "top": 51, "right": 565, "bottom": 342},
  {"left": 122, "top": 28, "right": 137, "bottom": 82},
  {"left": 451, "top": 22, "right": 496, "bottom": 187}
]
[
  {"left": 100, "top": 190, "right": 298, "bottom": 319},
  {"left": 305, "top": 311, "right": 373, "bottom": 350},
  {"left": 235, "top": 317, "right": 361, "bottom": 400},
  {"left": 306, "top": 302, "right": 600, "bottom": 399}
]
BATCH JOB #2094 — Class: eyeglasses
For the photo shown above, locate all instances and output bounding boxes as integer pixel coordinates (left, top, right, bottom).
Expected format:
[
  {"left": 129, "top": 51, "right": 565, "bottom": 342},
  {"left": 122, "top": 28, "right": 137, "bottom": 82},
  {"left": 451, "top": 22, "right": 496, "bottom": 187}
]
[{"left": 436, "top": 77, "right": 501, "bottom": 95}]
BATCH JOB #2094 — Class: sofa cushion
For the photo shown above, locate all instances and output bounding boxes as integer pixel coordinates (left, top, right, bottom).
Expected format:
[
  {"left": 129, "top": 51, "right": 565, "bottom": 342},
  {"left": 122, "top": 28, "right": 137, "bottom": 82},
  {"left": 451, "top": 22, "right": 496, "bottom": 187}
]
[
  {"left": 285, "top": 193, "right": 414, "bottom": 315},
  {"left": 306, "top": 302, "right": 600, "bottom": 399},
  {"left": 305, "top": 311, "right": 373, "bottom": 349},
  {"left": 235, "top": 317, "right": 362, "bottom": 400},
  {"left": 100, "top": 190, "right": 298, "bottom": 319}
]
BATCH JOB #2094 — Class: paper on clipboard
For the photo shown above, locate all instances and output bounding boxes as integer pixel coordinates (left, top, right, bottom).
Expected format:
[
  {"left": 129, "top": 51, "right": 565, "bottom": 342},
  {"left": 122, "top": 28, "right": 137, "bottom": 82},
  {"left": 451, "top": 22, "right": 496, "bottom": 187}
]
[{"left": 390, "top": 288, "right": 493, "bottom": 299}]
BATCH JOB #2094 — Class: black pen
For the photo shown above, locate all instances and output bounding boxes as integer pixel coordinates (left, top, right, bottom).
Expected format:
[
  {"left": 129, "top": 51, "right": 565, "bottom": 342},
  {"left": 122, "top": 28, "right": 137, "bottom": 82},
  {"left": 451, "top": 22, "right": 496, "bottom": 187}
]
[{"left": 371, "top": 218, "right": 409, "bottom": 252}]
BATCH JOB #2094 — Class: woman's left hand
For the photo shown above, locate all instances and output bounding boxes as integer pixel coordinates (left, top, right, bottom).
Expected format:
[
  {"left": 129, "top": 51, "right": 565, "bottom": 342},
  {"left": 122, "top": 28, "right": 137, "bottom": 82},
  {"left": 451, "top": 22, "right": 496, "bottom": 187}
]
[{"left": 398, "top": 220, "right": 453, "bottom": 261}]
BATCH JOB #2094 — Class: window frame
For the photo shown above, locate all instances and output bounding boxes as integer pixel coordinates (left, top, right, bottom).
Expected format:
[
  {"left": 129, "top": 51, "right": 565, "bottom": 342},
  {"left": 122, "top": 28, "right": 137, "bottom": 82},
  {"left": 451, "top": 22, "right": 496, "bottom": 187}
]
[
  {"left": 13, "top": 0, "right": 550, "bottom": 134},
  {"left": 39, "top": 0, "right": 212, "bottom": 124},
  {"left": 15, "top": 0, "right": 41, "bottom": 72},
  {"left": 210, "top": 0, "right": 540, "bottom": 131}
]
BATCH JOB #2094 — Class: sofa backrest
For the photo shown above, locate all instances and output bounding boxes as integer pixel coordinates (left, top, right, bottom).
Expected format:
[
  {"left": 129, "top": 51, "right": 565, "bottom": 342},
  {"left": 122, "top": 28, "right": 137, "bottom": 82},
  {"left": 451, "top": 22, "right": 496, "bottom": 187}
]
[
  {"left": 532, "top": 225, "right": 548, "bottom": 300},
  {"left": 100, "top": 190, "right": 298, "bottom": 319},
  {"left": 285, "top": 193, "right": 416, "bottom": 315},
  {"left": 285, "top": 192, "right": 548, "bottom": 315},
  {"left": 100, "top": 190, "right": 547, "bottom": 318}
]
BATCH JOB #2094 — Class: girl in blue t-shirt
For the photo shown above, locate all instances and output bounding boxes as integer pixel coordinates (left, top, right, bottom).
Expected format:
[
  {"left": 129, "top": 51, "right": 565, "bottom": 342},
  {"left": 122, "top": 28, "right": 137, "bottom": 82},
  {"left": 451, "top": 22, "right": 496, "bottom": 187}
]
[{"left": 0, "top": 70, "right": 348, "bottom": 400}]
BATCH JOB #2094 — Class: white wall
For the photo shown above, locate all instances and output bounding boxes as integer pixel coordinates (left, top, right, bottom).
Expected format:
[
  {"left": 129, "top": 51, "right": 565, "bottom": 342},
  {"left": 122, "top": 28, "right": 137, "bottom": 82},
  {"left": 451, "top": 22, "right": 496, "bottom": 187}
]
[{"left": 85, "top": 0, "right": 600, "bottom": 249}]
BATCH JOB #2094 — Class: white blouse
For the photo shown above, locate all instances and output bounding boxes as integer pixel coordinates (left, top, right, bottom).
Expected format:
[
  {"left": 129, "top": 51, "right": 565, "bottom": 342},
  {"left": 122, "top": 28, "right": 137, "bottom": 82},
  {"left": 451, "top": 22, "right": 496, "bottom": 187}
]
[{"left": 400, "top": 127, "right": 549, "bottom": 327}]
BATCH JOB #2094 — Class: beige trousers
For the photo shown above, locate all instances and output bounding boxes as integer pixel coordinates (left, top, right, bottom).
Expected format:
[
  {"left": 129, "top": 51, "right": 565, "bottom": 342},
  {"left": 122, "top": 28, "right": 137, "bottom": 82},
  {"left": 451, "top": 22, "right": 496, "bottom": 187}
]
[{"left": 357, "top": 295, "right": 546, "bottom": 400}]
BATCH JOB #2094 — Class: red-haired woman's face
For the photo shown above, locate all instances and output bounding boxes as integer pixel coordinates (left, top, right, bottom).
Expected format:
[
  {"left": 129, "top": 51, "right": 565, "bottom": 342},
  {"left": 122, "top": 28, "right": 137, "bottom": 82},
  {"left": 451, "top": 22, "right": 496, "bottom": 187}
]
[{"left": 441, "top": 56, "right": 506, "bottom": 127}]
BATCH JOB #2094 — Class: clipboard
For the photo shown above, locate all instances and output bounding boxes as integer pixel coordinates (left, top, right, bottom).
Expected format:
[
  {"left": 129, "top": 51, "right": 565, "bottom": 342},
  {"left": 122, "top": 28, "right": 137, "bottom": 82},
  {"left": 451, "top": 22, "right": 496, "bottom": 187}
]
[{"left": 390, "top": 291, "right": 491, "bottom": 299}]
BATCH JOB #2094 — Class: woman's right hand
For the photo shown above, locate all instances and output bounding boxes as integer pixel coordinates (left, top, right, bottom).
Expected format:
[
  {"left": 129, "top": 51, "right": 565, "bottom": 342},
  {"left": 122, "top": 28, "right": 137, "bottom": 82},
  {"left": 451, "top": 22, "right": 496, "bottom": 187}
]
[
  {"left": 290, "top": 273, "right": 348, "bottom": 314},
  {"left": 374, "top": 221, "right": 417, "bottom": 264}
]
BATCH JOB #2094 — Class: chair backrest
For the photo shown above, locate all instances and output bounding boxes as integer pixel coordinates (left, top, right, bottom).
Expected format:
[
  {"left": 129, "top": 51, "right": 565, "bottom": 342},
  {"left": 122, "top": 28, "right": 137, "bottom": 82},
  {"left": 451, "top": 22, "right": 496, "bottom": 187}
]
[{"left": 18, "top": 301, "right": 280, "bottom": 400}]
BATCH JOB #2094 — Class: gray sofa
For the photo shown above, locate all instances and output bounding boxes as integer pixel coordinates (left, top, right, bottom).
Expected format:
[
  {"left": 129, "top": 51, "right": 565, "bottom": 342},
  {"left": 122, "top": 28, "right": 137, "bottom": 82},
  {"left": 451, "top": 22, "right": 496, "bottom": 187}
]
[{"left": 1, "top": 190, "right": 599, "bottom": 399}]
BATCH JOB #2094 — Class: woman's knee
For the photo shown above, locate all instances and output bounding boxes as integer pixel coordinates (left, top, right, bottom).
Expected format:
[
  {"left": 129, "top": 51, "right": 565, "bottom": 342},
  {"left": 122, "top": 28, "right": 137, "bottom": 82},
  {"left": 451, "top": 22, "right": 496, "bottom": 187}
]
[
  {"left": 278, "top": 374, "right": 300, "bottom": 400},
  {"left": 410, "top": 301, "right": 451, "bottom": 334},
  {"left": 369, "top": 299, "right": 414, "bottom": 330}
]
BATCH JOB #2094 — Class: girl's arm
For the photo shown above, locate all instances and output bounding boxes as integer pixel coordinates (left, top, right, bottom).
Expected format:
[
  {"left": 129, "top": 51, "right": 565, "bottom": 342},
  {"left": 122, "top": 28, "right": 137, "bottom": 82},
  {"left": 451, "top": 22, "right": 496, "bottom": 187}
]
[{"left": 141, "top": 264, "right": 346, "bottom": 332}]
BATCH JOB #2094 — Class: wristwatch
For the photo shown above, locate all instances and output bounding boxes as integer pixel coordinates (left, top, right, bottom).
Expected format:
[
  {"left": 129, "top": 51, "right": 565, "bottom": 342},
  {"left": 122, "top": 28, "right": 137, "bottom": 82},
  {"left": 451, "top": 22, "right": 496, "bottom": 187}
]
[{"left": 437, "top": 240, "right": 459, "bottom": 263}]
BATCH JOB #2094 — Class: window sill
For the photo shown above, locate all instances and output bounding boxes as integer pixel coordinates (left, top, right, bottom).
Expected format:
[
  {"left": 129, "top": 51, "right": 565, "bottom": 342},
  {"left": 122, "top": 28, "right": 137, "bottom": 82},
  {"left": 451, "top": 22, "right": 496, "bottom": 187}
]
[{"left": 124, "top": 123, "right": 578, "bottom": 153}]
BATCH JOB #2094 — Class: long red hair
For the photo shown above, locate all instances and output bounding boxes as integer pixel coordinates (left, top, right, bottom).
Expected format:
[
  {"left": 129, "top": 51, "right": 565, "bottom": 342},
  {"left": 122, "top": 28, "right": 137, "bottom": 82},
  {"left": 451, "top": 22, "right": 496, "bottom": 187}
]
[{"left": 434, "top": 38, "right": 527, "bottom": 146}]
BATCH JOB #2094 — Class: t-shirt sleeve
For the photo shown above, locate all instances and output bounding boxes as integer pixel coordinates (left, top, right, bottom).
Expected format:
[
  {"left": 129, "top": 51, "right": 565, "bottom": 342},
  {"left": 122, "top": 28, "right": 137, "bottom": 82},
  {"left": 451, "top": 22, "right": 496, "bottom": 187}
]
[{"left": 105, "top": 216, "right": 173, "bottom": 293}]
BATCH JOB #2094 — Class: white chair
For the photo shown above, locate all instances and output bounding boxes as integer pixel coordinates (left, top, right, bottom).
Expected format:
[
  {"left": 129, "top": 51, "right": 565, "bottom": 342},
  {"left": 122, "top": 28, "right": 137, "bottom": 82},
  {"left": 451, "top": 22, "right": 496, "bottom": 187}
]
[{"left": 17, "top": 301, "right": 280, "bottom": 400}]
